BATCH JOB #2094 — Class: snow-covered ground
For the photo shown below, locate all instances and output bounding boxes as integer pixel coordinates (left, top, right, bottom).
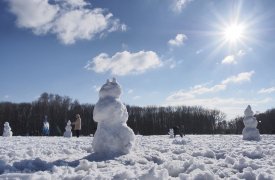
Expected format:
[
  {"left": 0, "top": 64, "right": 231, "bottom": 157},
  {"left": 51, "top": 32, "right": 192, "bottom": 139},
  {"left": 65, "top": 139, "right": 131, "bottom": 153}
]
[{"left": 0, "top": 135, "right": 274, "bottom": 179}]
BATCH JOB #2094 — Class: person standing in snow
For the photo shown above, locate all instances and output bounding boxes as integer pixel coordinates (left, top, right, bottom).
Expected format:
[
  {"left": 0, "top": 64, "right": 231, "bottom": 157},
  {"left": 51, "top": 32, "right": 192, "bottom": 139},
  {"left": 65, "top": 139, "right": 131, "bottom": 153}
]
[
  {"left": 42, "top": 115, "right": 50, "bottom": 136},
  {"left": 173, "top": 126, "right": 183, "bottom": 138},
  {"left": 72, "top": 114, "right": 81, "bottom": 138}
]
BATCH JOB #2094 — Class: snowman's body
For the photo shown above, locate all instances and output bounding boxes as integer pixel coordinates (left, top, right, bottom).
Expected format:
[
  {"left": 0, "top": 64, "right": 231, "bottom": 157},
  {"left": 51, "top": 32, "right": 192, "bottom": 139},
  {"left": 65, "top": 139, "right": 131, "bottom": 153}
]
[
  {"left": 3, "top": 122, "right": 12, "bottom": 137},
  {"left": 92, "top": 78, "right": 135, "bottom": 155},
  {"left": 64, "top": 120, "right": 72, "bottom": 138},
  {"left": 242, "top": 105, "right": 261, "bottom": 141}
]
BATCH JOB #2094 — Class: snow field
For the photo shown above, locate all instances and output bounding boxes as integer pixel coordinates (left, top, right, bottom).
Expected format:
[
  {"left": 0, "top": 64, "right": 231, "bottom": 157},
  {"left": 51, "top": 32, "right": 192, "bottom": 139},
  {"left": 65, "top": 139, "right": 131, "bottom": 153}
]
[{"left": 0, "top": 135, "right": 274, "bottom": 179}]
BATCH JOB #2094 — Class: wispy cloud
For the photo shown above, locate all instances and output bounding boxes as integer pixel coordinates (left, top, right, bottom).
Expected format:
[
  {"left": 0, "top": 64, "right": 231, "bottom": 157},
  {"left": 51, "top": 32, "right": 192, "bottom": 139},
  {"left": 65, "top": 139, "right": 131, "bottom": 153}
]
[
  {"left": 128, "top": 89, "right": 134, "bottom": 94},
  {"left": 4, "top": 95, "right": 10, "bottom": 99},
  {"left": 169, "top": 71, "right": 255, "bottom": 98},
  {"left": 196, "top": 49, "right": 204, "bottom": 54},
  {"left": 171, "top": 0, "right": 192, "bottom": 13},
  {"left": 222, "top": 55, "right": 236, "bottom": 64},
  {"left": 85, "top": 51, "right": 162, "bottom": 76},
  {"left": 8, "top": 0, "right": 125, "bottom": 44},
  {"left": 258, "top": 87, "right": 275, "bottom": 94},
  {"left": 132, "top": 95, "right": 141, "bottom": 100},
  {"left": 168, "top": 34, "right": 187, "bottom": 47},
  {"left": 221, "top": 49, "right": 247, "bottom": 65},
  {"left": 222, "top": 71, "right": 254, "bottom": 84},
  {"left": 164, "top": 71, "right": 257, "bottom": 119}
]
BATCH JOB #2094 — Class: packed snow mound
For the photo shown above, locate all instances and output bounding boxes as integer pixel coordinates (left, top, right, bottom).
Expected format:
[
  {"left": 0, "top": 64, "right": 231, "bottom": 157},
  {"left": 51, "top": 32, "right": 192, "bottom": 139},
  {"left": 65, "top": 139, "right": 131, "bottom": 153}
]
[
  {"left": 64, "top": 120, "right": 72, "bottom": 138},
  {"left": 92, "top": 78, "right": 135, "bottom": 155},
  {"left": 3, "top": 122, "right": 12, "bottom": 137},
  {"left": 242, "top": 105, "right": 260, "bottom": 141}
]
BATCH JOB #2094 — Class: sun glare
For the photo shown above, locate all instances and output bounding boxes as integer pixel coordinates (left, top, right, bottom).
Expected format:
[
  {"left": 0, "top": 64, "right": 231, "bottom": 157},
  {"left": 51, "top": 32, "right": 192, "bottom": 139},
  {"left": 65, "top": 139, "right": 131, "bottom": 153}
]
[{"left": 223, "top": 24, "right": 245, "bottom": 43}]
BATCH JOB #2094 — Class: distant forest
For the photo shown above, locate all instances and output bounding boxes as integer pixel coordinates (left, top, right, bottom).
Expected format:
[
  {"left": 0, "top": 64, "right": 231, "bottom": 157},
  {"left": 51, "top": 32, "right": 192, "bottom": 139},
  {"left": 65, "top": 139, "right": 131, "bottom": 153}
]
[{"left": 0, "top": 93, "right": 274, "bottom": 136}]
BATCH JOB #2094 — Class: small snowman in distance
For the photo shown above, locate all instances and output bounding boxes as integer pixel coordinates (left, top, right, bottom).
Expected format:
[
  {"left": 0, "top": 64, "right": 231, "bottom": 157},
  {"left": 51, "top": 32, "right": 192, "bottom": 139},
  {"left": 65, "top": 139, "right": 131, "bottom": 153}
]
[
  {"left": 3, "top": 122, "right": 12, "bottom": 137},
  {"left": 242, "top": 105, "right": 261, "bottom": 141},
  {"left": 64, "top": 120, "right": 72, "bottom": 138},
  {"left": 168, "top": 129, "right": 174, "bottom": 138}
]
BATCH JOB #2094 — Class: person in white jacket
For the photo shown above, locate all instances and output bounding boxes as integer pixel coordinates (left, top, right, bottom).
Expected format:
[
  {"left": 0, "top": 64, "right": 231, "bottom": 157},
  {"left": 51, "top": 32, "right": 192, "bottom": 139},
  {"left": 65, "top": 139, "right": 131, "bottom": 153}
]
[{"left": 72, "top": 114, "right": 81, "bottom": 138}]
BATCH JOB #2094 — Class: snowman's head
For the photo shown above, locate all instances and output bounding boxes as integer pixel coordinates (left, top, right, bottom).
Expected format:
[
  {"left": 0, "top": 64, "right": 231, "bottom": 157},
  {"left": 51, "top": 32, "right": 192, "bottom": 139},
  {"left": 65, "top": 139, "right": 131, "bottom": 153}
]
[
  {"left": 244, "top": 105, "right": 254, "bottom": 117},
  {"left": 4, "top": 122, "right": 9, "bottom": 126},
  {"left": 99, "top": 78, "right": 122, "bottom": 99}
]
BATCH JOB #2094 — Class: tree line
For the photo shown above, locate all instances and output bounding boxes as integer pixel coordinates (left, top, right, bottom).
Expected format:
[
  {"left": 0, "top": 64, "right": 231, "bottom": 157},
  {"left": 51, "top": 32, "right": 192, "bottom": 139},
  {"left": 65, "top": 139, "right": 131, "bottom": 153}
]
[{"left": 0, "top": 93, "right": 274, "bottom": 136}]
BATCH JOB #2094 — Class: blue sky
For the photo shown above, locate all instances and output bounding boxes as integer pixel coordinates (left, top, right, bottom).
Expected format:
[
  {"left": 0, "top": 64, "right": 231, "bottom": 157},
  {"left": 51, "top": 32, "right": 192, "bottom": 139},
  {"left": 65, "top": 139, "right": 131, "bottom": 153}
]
[{"left": 0, "top": 0, "right": 275, "bottom": 119}]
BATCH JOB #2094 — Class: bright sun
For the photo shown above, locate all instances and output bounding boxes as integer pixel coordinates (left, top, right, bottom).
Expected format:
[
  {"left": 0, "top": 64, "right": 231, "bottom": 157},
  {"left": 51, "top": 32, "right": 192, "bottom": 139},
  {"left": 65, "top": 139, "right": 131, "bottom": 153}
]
[{"left": 223, "top": 23, "right": 245, "bottom": 43}]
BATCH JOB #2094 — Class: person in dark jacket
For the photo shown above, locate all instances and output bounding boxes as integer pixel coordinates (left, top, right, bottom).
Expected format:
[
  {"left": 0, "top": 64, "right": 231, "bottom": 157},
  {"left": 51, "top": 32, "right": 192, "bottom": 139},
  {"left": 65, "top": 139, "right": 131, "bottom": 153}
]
[{"left": 173, "top": 126, "right": 183, "bottom": 138}]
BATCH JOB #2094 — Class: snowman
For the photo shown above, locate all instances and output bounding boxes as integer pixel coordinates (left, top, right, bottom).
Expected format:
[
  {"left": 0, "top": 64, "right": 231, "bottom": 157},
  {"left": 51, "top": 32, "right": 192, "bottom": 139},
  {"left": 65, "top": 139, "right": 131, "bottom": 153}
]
[
  {"left": 3, "top": 122, "right": 12, "bottom": 137},
  {"left": 242, "top": 105, "right": 261, "bottom": 141},
  {"left": 64, "top": 120, "right": 72, "bottom": 138},
  {"left": 92, "top": 78, "right": 135, "bottom": 155},
  {"left": 168, "top": 129, "right": 174, "bottom": 138}
]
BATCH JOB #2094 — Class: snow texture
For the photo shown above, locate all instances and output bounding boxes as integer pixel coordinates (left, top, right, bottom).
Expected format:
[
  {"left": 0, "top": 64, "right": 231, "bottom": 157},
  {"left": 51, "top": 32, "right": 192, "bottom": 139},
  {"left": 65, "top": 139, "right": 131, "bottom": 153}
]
[
  {"left": 92, "top": 78, "right": 135, "bottom": 155},
  {"left": 2, "top": 122, "right": 12, "bottom": 137},
  {"left": 242, "top": 105, "right": 261, "bottom": 141},
  {"left": 63, "top": 120, "right": 72, "bottom": 138},
  {"left": 0, "top": 135, "right": 274, "bottom": 179}
]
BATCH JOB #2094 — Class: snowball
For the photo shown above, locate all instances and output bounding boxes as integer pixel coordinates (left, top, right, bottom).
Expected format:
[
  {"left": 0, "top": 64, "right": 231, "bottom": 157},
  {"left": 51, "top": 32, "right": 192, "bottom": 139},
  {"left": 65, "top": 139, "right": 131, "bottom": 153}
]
[
  {"left": 163, "top": 160, "right": 186, "bottom": 177},
  {"left": 139, "top": 166, "right": 169, "bottom": 180},
  {"left": 113, "top": 170, "right": 136, "bottom": 179},
  {"left": 180, "top": 169, "right": 215, "bottom": 180},
  {"left": 237, "top": 167, "right": 256, "bottom": 179},
  {"left": 243, "top": 146, "right": 264, "bottom": 159},
  {"left": 224, "top": 156, "right": 235, "bottom": 165},
  {"left": 257, "top": 172, "right": 274, "bottom": 180}
]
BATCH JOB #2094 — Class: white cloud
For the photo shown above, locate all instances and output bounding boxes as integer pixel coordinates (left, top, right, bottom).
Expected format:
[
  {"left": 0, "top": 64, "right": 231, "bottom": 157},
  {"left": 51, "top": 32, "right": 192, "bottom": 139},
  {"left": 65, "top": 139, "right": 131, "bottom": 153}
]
[
  {"left": 171, "top": 0, "right": 192, "bottom": 13},
  {"left": 133, "top": 96, "right": 141, "bottom": 100},
  {"left": 222, "top": 71, "right": 254, "bottom": 84},
  {"left": 222, "top": 55, "right": 236, "bottom": 64},
  {"left": 164, "top": 71, "right": 257, "bottom": 119},
  {"left": 237, "top": 49, "right": 246, "bottom": 57},
  {"left": 196, "top": 49, "right": 203, "bottom": 54},
  {"left": 168, "top": 34, "right": 187, "bottom": 47},
  {"left": 258, "top": 87, "right": 275, "bottom": 94},
  {"left": 221, "top": 49, "right": 247, "bottom": 65},
  {"left": 60, "top": 0, "right": 88, "bottom": 8},
  {"left": 191, "top": 84, "right": 227, "bottom": 94},
  {"left": 9, "top": 0, "right": 58, "bottom": 30},
  {"left": 85, "top": 51, "right": 162, "bottom": 76},
  {"left": 128, "top": 89, "right": 134, "bottom": 94},
  {"left": 4, "top": 95, "right": 10, "bottom": 99},
  {"left": 168, "top": 71, "right": 254, "bottom": 99},
  {"left": 163, "top": 58, "right": 181, "bottom": 69},
  {"left": 8, "top": 0, "right": 125, "bottom": 44}
]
